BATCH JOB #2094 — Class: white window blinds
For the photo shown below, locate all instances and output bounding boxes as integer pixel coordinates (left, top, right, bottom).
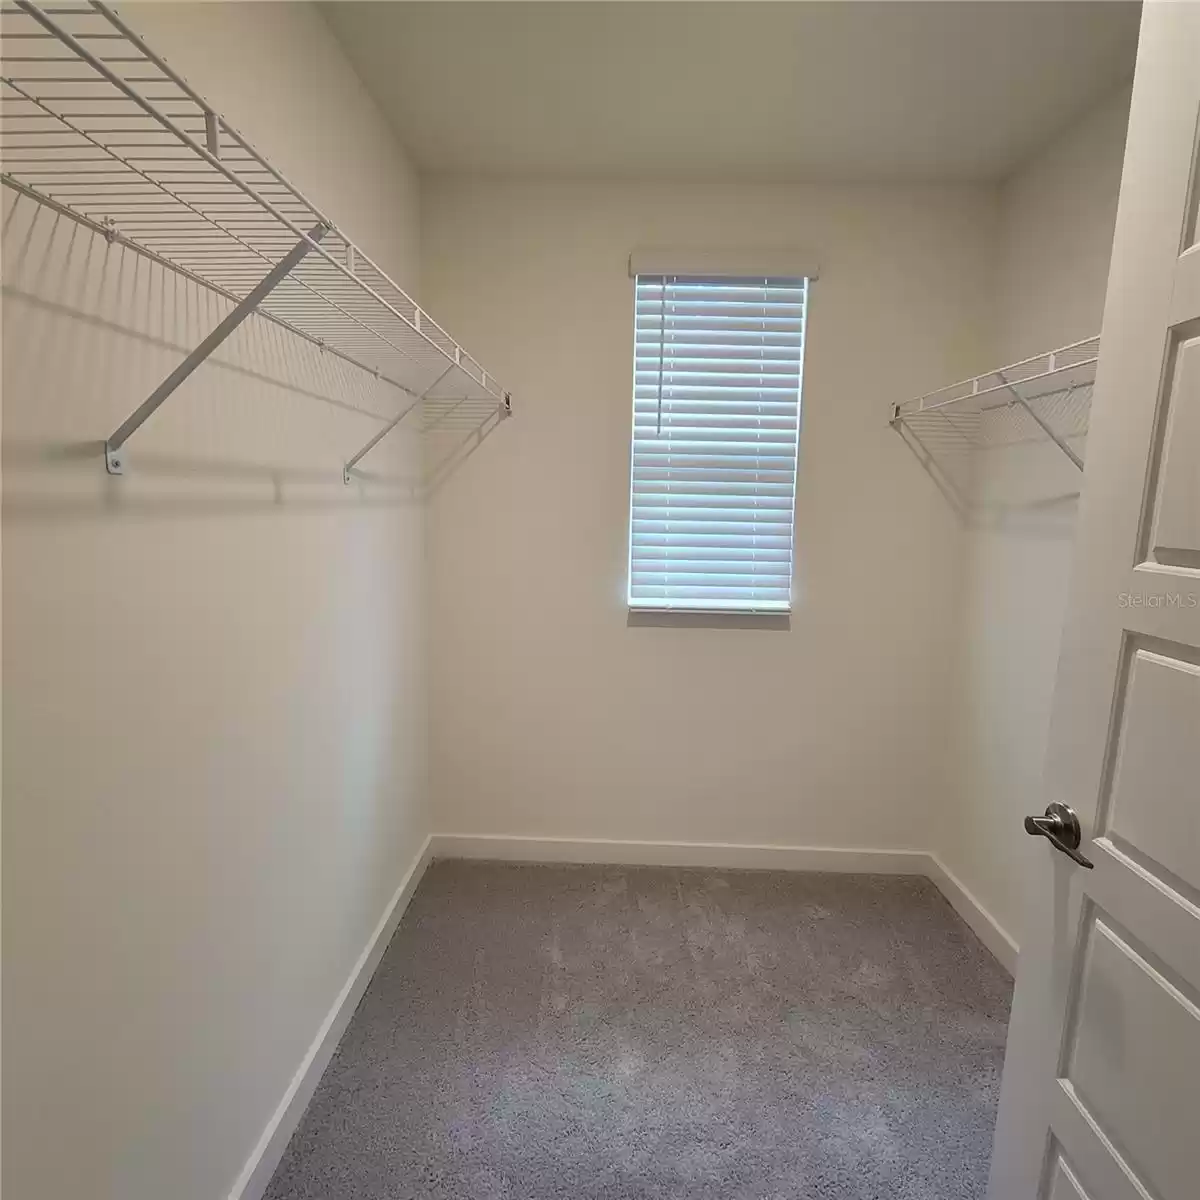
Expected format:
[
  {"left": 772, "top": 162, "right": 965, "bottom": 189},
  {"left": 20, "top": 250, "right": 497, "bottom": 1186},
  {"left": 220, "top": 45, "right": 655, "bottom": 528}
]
[{"left": 628, "top": 274, "right": 808, "bottom": 612}]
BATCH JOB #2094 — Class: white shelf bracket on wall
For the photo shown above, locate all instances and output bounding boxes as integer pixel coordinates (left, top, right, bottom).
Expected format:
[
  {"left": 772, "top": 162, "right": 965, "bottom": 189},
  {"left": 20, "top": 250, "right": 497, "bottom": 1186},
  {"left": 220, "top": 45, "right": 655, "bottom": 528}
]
[
  {"left": 888, "top": 336, "right": 1099, "bottom": 517},
  {"left": 1, "top": 0, "right": 511, "bottom": 482},
  {"left": 342, "top": 362, "right": 453, "bottom": 485},
  {"left": 995, "top": 368, "right": 1085, "bottom": 472},
  {"left": 105, "top": 224, "right": 328, "bottom": 475},
  {"left": 342, "top": 374, "right": 512, "bottom": 484}
]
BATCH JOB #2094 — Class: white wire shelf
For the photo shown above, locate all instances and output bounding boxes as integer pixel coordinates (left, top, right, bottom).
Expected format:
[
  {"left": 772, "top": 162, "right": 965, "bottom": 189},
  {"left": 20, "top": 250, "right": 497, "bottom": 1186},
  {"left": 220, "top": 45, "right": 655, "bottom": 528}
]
[
  {"left": 0, "top": 0, "right": 510, "bottom": 479},
  {"left": 890, "top": 336, "right": 1099, "bottom": 517}
]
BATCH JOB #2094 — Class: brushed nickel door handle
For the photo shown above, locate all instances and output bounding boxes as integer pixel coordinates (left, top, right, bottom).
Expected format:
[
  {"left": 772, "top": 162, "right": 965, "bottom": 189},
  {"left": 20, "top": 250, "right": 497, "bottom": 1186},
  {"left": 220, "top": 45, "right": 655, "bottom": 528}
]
[{"left": 1024, "top": 802, "right": 1094, "bottom": 869}]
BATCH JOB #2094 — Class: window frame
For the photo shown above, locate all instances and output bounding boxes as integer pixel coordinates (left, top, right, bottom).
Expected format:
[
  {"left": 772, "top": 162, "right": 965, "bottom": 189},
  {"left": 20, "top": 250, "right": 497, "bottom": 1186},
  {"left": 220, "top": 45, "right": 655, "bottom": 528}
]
[{"left": 625, "top": 271, "right": 809, "bottom": 616}]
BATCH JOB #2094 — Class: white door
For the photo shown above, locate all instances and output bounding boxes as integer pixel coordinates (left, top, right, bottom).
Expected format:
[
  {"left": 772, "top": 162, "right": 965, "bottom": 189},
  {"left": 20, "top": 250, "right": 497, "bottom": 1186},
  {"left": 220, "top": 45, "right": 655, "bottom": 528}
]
[{"left": 988, "top": 4, "right": 1200, "bottom": 1199}]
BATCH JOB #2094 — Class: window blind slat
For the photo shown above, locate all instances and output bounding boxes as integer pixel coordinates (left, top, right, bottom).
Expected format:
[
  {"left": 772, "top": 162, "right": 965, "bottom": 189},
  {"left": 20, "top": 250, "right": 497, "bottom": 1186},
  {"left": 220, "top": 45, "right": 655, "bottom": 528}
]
[
  {"left": 632, "top": 456, "right": 797, "bottom": 469},
  {"left": 632, "top": 548, "right": 793, "bottom": 563},
  {"left": 628, "top": 273, "right": 807, "bottom": 613}
]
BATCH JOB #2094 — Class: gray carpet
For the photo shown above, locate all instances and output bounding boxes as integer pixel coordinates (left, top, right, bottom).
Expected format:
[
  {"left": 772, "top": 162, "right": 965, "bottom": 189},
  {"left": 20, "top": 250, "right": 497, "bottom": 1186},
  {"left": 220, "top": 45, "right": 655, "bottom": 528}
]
[{"left": 264, "top": 862, "right": 1012, "bottom": 1200}]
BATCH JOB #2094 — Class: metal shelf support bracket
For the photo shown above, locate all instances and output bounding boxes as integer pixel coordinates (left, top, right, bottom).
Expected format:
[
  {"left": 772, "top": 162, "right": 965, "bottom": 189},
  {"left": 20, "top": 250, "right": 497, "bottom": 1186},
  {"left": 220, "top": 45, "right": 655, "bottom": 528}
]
[
  {"left": 343, "top": 362, "right": 456, "bottom": 484},
  {"left": 104, "top": 224, "right": 328, "bottom": 475},
  {"left": 997, "top": 370, "right": 1085, "bottom": 471}
]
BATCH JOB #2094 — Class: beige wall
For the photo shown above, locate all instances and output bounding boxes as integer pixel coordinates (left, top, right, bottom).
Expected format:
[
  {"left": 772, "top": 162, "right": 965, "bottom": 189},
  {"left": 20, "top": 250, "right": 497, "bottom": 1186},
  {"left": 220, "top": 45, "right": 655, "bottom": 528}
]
[
  {"left": 996, "top": 84, "right": 1134, "bottom": 364},
  {"left": 941, "top": 84, "right": 1132, "bottom": 954},
  {"left": 421, "top": 178, "right": 994, "bottom": 852},
  {"left": 2, "top": 5, "right": 428, "bottom": 1200}
]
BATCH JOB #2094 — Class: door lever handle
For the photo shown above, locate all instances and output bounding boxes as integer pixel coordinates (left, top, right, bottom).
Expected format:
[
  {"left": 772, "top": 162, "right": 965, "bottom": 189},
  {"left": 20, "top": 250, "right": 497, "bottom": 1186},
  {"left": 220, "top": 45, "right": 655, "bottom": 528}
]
[{"left": 1024, "top": 802, "right": 1094, "bottom": 869}]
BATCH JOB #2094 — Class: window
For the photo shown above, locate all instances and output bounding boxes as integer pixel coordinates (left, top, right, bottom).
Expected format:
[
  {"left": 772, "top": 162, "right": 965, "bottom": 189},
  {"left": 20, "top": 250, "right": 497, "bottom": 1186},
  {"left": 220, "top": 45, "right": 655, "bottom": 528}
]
[{"left": 627, "top": 274, "right": 808, "bottom": 613}]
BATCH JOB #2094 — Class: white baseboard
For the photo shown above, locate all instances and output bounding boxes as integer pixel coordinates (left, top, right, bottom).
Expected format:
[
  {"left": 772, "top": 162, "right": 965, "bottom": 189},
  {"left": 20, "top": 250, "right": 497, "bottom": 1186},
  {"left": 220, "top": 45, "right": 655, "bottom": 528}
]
[
  {"left": 228, "top": 833, "right": 434, "bottom": 1200},
  {"left": 429, "top": 833, "right": 930, "bottom": 875},
  {"left": 925, "top": 854, "right": 1018, "bottom": 974}
]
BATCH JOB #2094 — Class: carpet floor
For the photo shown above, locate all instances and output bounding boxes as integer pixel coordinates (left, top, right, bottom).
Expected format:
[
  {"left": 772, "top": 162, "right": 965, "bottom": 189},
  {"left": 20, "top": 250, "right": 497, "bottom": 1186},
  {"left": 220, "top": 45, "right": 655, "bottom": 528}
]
[{"left": 264, "top": 862, "right": 1012, "bottom": 1200}]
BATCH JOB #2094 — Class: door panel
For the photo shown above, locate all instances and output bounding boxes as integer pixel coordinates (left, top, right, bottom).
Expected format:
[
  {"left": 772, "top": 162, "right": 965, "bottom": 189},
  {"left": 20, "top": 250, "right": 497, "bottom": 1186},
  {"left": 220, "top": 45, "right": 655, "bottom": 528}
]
[
  {"left": 1144, "top": 324, "right": 1199, "bottom": 568},
  {"left": 1046, "top": 1156, "right": 1091, "bottom": 1200},
  {"left": 1060, "top": 914, "right": 1199, "bottom": 1200},
  {"left": 1086, "top": 839, "right": 1200, "bottom": 1009},
  {"left": 1048, "top": 1085, "right": 1145, "bottom": 1200},
  {"left": 1104, "top": 647, "right": 1200, "bottom": 891}
]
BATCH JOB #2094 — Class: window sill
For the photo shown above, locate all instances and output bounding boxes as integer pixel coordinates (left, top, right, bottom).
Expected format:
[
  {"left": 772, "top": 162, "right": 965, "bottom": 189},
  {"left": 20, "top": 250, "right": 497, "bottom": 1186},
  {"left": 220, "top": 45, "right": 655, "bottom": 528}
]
[{"left": 626, "top": 608, "right": 791, "bottom": 631}]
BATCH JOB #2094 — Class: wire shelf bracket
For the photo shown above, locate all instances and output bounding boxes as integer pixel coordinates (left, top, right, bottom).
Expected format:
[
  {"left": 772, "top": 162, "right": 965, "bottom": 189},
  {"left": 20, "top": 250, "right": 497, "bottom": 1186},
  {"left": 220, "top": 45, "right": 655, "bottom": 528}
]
[
  {"left": 341, "top": 371, "right": 511, "bottom": 485},
  {"left": 104, "top": 222, "right": 328, "bottom": 475},
  {"left": 342, "top": 362, "right": 450, "bottom": 485},
  {"left": 888, "top": 336, "right": 1099, "bottom": 516},
  {"left": 0, "top": 0, "right": 512, "bottom": 479}
]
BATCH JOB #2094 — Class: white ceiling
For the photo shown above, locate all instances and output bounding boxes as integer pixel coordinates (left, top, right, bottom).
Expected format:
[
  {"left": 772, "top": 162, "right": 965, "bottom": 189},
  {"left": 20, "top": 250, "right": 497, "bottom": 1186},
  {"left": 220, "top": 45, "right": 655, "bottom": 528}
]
[{"left": 321, "top": 1, "right": 1141, "bottom": 183}]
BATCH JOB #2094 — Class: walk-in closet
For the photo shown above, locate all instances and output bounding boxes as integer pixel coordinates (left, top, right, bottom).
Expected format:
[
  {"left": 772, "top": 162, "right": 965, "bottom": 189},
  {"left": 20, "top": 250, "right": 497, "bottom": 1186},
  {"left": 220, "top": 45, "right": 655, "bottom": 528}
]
[{"left": 6, "top": 4, "right": 1198, "bottom": 1200}]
